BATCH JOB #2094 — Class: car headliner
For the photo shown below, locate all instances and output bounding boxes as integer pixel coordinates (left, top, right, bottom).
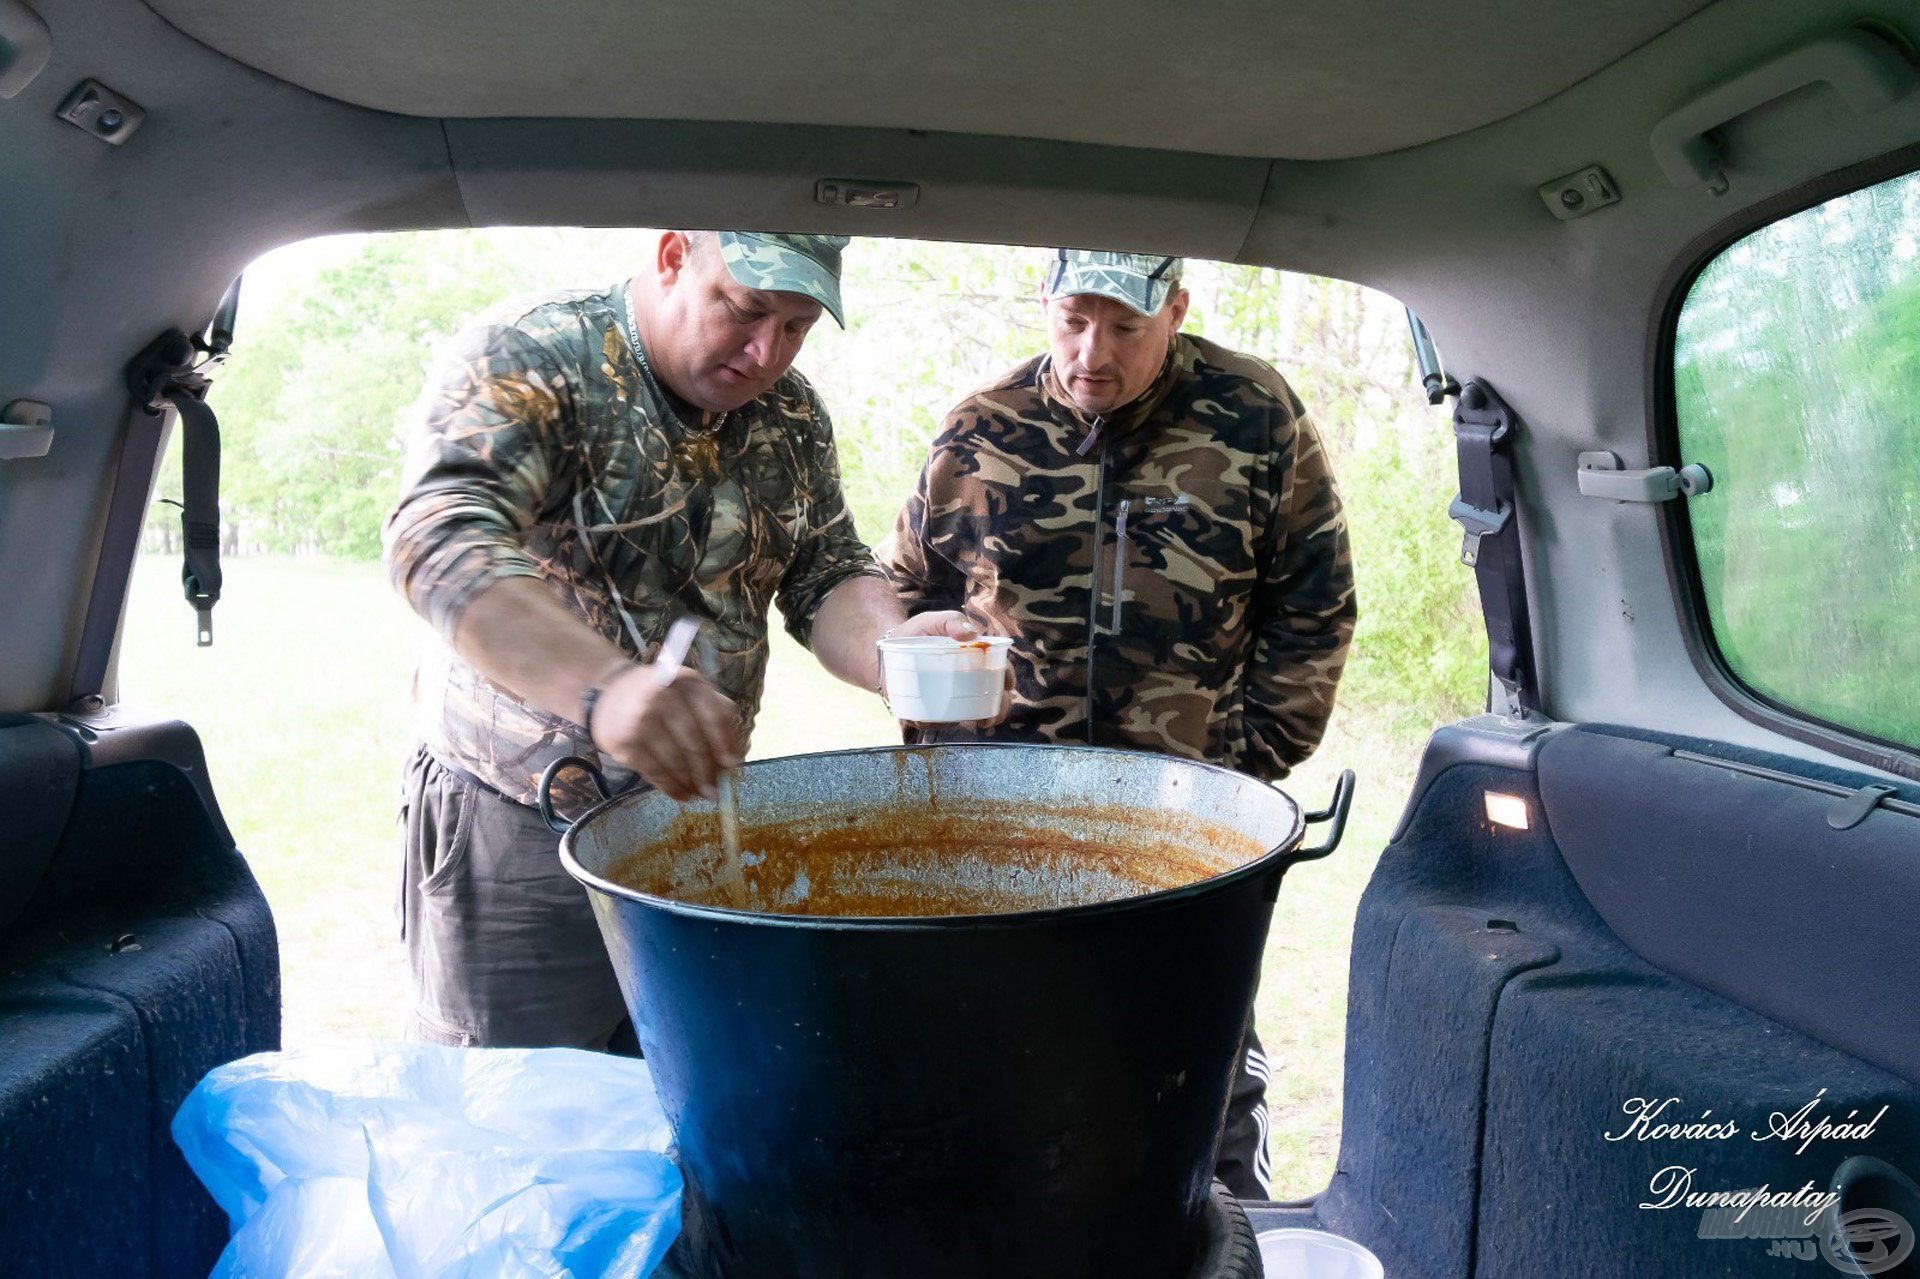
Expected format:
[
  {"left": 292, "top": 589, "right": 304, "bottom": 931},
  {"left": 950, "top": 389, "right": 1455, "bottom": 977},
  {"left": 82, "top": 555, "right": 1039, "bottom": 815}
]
[
  {"left": 142, "top": 0, "right": 1719, "bottom": 162},
  {"left": 1, "top": 0, "right": 1917, "bottom": 780}
]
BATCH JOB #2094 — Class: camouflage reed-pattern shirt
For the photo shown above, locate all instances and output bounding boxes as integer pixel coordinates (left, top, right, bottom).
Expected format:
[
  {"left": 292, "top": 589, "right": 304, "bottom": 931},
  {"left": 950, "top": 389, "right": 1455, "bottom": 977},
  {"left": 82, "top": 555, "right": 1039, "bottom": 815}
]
[
  {"left": 882, "top": 333, "right": 1355, "bottom": 781},
  {"left": 383, "top": 283, "right": 881, "bottom": 807}
]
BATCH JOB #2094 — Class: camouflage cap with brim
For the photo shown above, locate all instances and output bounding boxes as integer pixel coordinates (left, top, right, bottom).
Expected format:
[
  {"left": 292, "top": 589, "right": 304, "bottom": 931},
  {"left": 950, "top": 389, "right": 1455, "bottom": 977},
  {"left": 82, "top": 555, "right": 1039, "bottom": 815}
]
[
  {"left": 716, "top": 232, "right": 851, "bottom": 327},
  {"left": 1044, "top": 249, "right": 1186, "bottom": 317}
]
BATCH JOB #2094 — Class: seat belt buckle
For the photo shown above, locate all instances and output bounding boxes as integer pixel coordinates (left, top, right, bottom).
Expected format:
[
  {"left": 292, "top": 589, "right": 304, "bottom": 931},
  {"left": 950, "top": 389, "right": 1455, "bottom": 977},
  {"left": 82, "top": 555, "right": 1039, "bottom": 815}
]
[
  {"left": 183, "top": 572, "right": 217, "bottom": 646},
  {"left": 1447, "top": 495, "right": 1511, "bottom": 567}
]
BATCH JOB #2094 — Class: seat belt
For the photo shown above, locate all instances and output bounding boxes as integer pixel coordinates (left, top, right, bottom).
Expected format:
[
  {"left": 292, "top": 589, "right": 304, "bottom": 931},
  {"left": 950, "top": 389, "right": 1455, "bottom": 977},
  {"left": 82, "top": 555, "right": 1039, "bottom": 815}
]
[
  {"left": 172, "top": 388, "right": 222, "bottom": 647},
  {"left": 1447, "top": 379, "right": 1540, "bottom": 715},
  {"left": 127, "top": 330, "right": 223, "bottom": 645},
  {"left": 67, "top": 284, "right": 239, "bottom": 701}
]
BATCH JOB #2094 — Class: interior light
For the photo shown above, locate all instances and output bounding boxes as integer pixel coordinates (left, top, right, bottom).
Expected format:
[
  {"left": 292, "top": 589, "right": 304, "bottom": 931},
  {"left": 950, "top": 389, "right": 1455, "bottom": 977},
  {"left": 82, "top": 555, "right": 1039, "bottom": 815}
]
[{"left": 1484, "top": 792, "right": 1531, "bottom": 830}]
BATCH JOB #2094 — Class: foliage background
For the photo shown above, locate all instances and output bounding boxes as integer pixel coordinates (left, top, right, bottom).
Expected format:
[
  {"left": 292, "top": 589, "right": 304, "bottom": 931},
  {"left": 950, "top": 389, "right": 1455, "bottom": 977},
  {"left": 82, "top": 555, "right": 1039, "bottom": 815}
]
[
  {"left": 128, "top": 230, "right": 1487, "bottom": 1193},
  {"left": 144, "top": 230, "right": 1481, "bottom": 731}
]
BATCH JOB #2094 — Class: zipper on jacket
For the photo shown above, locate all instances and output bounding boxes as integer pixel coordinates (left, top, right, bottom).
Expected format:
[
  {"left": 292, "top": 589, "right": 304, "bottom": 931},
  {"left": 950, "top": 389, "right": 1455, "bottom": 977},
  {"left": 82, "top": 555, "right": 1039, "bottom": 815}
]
[
  {"left": 1075, "top": 414, "right": 1107, "bottom": 457},
  {"left": 1108, "top": 494, "right": 1187, "bottom": 633},
  {"left": 1084, "top": 443, "right": 1109, "bottom": 744}
]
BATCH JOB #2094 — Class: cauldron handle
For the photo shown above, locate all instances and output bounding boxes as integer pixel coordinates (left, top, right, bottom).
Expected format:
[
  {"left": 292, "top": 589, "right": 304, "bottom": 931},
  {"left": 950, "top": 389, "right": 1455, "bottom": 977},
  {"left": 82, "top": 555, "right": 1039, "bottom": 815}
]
[
  {"left": 1291, "top": 769, "right": 1356, "bottom": 863},
  {"left": 537, "top": 755, "right": 613, "bottom": 834}
]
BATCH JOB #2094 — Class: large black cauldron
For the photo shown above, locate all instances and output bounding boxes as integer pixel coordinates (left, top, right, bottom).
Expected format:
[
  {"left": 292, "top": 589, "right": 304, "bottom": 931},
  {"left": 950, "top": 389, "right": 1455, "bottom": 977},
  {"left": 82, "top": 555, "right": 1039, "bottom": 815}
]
[{"left": 549, "top": 744, "right": 1351, "bottom": 1279}]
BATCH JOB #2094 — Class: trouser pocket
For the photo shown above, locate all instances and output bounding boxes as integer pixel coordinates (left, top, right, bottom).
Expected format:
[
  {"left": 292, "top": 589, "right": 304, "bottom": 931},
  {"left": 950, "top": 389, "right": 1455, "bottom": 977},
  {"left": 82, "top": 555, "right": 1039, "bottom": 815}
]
[{"left": 401, "top": 751, "right": 627, "bottom": 1049}]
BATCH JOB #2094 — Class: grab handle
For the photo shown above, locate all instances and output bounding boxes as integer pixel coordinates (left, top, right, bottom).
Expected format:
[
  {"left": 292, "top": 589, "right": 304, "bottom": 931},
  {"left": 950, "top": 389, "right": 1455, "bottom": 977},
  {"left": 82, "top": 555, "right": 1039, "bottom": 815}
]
[
  {"left": 1292, "top": 770, "right": 1356, "bottom": 863},
  {"left": 1651, "top": 27, "right": 1920, "bottom": 193},
  {"left": 537, "top": 755, "right": 612, "bottom": 834}
]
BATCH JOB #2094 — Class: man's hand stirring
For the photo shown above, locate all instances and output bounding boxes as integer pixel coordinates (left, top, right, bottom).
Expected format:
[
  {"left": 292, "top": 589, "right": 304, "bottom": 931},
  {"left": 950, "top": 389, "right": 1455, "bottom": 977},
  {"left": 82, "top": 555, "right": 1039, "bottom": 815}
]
[{"left": 588, "top": 662, "right": 744, "bottom": 802}]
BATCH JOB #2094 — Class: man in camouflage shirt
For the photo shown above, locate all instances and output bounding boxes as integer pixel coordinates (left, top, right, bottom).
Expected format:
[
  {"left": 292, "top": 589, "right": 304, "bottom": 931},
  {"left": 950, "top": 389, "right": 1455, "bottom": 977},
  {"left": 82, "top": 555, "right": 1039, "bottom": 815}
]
[
  {"left": 384, "top": 230, "right": 985, "bottom": 1051},
  {"left": 883, "top": 249, "right": 1357, "bottom": 1197}
]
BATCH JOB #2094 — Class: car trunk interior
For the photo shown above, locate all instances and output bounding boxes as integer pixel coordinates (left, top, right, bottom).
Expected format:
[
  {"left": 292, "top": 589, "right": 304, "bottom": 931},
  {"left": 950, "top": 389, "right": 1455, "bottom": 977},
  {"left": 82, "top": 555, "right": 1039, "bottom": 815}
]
[{"left": 4, "top": 0, "right": 1920, "bottom": 1275}]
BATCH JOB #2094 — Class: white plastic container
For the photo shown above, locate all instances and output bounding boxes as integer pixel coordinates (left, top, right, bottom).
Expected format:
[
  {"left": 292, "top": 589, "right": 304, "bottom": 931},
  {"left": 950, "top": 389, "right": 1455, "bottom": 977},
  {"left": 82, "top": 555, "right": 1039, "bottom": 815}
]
[
  {"left": 1255, "top": 1229, "right": 1384, "bottom": 1279},
  {"left": 878, "top": 634, "right": 1012, "bottom": 723}
]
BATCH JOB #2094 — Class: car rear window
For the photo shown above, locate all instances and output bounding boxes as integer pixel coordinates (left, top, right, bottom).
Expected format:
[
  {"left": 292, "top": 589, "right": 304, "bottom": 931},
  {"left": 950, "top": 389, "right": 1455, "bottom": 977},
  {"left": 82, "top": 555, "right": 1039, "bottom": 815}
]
[{"left": 1673, "top": 167, "right": 1920, "bottom": 750}]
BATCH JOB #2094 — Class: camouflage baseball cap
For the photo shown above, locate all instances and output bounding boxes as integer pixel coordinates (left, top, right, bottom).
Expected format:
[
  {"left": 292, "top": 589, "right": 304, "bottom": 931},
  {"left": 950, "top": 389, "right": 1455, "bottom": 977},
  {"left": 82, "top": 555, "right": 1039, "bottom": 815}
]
[
  {"left": 1044, "top": 249, "right": 1185, "bottom": 317},
  {"left": 716, "top": 232, "right": 851, "bottom": 327}
]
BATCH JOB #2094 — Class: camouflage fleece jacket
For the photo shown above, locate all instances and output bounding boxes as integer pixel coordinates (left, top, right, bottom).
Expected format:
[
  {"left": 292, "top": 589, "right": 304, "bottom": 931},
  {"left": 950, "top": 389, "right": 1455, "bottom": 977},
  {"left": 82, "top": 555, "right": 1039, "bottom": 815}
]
[
  {"left": 882, "top": 333, "right": 1355, "bottom": 781},
  {"left": 383, "top": 283, "right": 880, "bottom": 807}
]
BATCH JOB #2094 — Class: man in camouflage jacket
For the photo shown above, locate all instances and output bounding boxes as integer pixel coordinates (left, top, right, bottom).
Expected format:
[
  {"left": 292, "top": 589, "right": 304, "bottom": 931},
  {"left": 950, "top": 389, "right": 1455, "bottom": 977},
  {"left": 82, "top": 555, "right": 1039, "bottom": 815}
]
[
  {"left": 384, "top": 231, "right": 986, "bottom": 1051},
  {"left": 883, "top": 250, "right": 1357, "bottom": 1197}
]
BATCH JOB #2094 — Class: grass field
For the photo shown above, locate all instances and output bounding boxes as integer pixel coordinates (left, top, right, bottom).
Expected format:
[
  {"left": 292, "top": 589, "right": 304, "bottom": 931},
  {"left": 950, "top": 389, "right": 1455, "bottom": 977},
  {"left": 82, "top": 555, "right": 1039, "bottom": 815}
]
[{"left": 120, "top": 554, "right": 1418, "bottom": 1197}]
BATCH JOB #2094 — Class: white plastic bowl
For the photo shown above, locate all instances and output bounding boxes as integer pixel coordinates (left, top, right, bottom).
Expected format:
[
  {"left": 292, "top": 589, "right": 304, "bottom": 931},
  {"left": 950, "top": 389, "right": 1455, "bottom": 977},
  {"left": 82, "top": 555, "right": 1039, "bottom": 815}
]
[
  {"left": 879, "top": 634, "right": 1011, "bottom": 723},
  {"left": 1255, "top": 1228, "right": 1384, "bottom": 1279}
]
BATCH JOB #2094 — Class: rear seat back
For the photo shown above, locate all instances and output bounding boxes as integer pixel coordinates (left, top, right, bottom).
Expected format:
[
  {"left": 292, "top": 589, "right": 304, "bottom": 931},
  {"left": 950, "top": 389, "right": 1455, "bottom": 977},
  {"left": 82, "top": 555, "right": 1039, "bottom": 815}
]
[
  {"left": 0, "top": 711, "right": 277, "bottom": 1277},
  {"left": 0, "top": 714, "right": 80, "bottom": 938}
]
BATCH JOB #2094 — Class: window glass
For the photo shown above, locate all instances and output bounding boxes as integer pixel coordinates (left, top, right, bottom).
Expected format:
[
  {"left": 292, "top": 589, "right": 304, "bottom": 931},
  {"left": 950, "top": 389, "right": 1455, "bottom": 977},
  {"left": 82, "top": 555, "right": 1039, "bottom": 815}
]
[{"left": 1674, "top": 170, "right": 1920, "bottom": 748}]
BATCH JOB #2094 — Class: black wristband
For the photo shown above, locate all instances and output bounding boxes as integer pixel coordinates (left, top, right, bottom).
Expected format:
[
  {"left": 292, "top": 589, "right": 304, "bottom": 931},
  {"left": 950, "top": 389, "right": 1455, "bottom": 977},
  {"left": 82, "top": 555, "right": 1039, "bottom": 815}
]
[{"left": 579, "top": 681, "right": 610, "bottom": 743}]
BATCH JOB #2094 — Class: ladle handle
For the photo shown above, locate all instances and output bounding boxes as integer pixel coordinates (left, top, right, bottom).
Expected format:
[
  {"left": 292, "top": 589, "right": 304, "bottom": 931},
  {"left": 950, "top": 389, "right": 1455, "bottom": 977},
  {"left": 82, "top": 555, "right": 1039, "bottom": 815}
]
[
  {"left": 1292, "top": 769, "right": 1357, "bottom": 863},
  {"left": 537, "top": 755, "right": 613, "bottom": 834}
]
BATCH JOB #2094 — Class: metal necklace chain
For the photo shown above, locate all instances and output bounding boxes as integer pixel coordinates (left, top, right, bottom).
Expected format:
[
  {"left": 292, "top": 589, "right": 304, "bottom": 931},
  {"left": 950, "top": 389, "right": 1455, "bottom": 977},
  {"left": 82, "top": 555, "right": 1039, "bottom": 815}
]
[{"left": 622, "top": 284, "right": 729, "bottom": 438}]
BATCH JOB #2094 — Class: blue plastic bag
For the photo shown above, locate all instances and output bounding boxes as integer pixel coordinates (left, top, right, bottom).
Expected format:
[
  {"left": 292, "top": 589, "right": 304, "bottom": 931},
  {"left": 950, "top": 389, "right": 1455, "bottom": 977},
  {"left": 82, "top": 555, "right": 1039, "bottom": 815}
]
[{"left": 172, "top": 1042, "right": 681, "bottom": 1279}]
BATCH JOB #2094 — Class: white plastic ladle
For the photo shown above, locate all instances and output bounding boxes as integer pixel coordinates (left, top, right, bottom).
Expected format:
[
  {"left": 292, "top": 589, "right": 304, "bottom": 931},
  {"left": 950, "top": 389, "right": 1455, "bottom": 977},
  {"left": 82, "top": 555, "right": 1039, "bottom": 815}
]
[{"left": 655, "top": 617, "right": 748, "bottom": 908}]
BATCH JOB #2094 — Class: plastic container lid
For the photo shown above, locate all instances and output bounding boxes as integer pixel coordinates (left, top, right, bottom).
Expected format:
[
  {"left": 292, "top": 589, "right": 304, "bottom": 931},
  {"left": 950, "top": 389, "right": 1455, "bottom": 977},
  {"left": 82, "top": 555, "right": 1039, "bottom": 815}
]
[
  {"left": 1254, "top": 1229, "right": 1384, "bottom": 1279},
  {"left": 877, "top": 634, "right": 1014, "bottom": 656}
]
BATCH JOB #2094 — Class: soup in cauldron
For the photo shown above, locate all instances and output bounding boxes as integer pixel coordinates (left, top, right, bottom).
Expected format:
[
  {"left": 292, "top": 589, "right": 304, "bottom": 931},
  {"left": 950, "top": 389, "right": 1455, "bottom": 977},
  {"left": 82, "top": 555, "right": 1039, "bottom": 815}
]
[{"left": 605, "top": 799, "right": 1266, "bottom": 918}]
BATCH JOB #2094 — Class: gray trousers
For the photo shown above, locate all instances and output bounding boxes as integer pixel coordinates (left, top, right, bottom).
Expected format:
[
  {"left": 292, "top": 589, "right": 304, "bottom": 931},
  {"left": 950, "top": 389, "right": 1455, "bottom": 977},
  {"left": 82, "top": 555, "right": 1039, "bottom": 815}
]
[
  {"left": 398, "top": 744, "right": 1272, "bottom": 1194},
  {"left": 398, "top": 745, "right": 629, "bottom": 1049}
]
